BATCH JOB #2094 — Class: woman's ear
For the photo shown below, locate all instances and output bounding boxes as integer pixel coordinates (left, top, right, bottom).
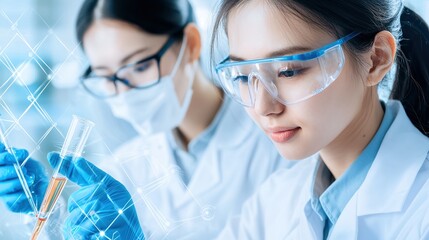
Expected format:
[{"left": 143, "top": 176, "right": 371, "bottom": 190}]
[
  {"left": 183, "top": 23, "right": 202, "bottom": 63},
  {"left": 366, "top": 30, "right": 397, "bottom": 86}
]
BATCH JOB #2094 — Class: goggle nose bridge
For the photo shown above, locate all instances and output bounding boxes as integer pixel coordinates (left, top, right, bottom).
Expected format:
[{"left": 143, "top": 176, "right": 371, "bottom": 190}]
[{"left": 248, "top": 72, "right": 279, "bottom": 100}]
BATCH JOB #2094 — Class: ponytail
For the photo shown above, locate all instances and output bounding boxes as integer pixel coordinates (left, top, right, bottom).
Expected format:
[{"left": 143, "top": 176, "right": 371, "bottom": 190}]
[{"left": 392, "top": 7, "right": 429, "bottom": 137}]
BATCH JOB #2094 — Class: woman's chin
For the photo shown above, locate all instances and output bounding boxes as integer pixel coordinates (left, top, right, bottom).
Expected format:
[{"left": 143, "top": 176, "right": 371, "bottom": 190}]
[{"left": 274, "top": 141, "right": 317, "bottom": 161}]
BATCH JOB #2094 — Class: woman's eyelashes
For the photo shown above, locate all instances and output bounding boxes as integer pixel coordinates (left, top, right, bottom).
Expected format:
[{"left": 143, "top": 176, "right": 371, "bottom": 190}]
[
  {"left": 277, "top": 66, "right": 308, "bottom": 79},
  {"left": 133, "top": 61, "right": 152, "bottom": 73},
  {"left": 232, "top": 75, "right": 249, "bottom": 83}
]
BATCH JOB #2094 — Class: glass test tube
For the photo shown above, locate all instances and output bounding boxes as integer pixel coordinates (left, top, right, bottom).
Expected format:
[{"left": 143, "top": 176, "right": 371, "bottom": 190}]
[{"left": 31, "top": 115, "right": 94, "bottom": 240}]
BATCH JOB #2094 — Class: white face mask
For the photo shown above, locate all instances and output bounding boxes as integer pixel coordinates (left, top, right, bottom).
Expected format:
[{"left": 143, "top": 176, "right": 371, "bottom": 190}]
[{"left": 105, "top": 37, "right": 194, "bottom": 135}]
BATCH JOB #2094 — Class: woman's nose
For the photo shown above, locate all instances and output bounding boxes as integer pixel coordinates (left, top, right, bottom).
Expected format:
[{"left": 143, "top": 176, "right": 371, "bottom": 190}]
[
  {"left": 252, "top": 79, "right": 285, "bottom": 117},
  {"left": 115, "top": 80, "right": 133, "bottom": 94}
]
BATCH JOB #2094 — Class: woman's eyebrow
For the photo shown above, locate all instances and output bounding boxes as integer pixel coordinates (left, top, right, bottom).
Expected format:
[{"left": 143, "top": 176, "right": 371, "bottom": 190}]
[
  {"left": 266, "top": 46, "right": 313, "bottom": 58},
  {"left": 118, "top": 47, "right": 150, "bottom": 65},
  {"left": 229, "top": 46, "right": 312, "bottom": 61},
  {"left": 91, "top": 48, "right": 149, "bottom": 71}
]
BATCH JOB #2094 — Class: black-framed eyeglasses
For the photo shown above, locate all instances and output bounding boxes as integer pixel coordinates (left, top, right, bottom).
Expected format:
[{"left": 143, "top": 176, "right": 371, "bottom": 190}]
[{"left": 81, "top": 34, "right": 179, "bottom": 98}]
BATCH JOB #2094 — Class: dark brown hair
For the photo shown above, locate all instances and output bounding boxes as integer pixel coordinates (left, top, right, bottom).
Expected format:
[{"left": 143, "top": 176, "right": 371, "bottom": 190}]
[{"left": 76, "top": 0, "right": 195, "bottom": 44}]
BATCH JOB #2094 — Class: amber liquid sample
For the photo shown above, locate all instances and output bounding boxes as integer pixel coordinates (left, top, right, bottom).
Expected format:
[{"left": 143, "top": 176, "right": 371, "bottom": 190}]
[
  {"left": 30, "top": 176, "right": 67, "bottom": 240},
  {"left": 30, "top": 218, "right": 46, "bottom": 240},
  {"left": 38, "top": 176, "right": 67, "bottom": 218}
]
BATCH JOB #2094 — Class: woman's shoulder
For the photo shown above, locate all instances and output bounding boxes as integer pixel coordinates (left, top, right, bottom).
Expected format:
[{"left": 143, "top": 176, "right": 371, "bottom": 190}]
[
  {"left": 384, "top": 100, "right": 429, "bottom": 144},
  {"left": 113, "top": 133, "right": 170, "bottom": 160},
  {"left": 256, "top": 155, "right": 318, "bottom": 198}
]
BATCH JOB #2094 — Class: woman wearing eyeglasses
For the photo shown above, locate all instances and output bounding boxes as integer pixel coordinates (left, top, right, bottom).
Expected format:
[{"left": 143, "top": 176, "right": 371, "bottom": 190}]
[
  {"left": 27, "top": 0, "right": 292, "bottom": 239},
  {"left": 210, "top": 0, "right": 429, "bottom": 239}
]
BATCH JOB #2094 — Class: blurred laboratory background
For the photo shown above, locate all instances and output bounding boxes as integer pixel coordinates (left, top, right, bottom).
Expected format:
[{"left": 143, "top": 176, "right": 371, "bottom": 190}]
[{"left": 0, "top": 0, "right": 427, "bottom": 239}]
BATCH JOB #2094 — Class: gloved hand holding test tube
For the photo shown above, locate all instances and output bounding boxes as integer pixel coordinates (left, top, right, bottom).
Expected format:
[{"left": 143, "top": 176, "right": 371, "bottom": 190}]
[{"left": 31, "top": 115, "right": 94, "bottom": 240}]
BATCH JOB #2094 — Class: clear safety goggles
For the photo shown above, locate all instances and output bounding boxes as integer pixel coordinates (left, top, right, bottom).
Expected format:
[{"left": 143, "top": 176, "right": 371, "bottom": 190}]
[{"left": 215, "top": 32, "right": 359, "bottom": 107}]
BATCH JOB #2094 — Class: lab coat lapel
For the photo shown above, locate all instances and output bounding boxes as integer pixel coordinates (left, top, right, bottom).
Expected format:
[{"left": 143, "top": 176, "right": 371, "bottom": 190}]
[
  {"left": 145, "top": 132, "right": 199, "bottom": 212},
  {"left": 186, "top": 148, "right": 221, "bottom": 197},
  {"left": 146, "top": 133, "right": 177, "bottom": 176},
  {"left": 356, "top": 103, "right": 429, "bottom": 216},
  {"left": 187, "top": 100, "right": 254, "bottom": 197},
  {"left": 299, "top": 201, "right": 325, "bottom": 240},
  {"left": 330, "top": 102, "right": 429, "bottom": 239},
  {"left": 328, "top": 197, "right": 358, "bottom": 239}
]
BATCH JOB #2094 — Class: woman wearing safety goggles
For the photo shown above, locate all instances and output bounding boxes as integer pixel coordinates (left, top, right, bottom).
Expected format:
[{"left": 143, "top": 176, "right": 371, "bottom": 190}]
[
  {"left": 213, "top": 0, "right": 429, "bottom": 239},
  {"left": 43, "top": 0, "right": 291, "bottom": 239}
]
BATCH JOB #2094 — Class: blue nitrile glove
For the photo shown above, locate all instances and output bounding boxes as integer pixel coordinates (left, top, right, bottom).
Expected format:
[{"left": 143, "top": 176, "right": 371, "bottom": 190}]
[
  {"left": 0, "top": 143, "right": 48, "bottom": 213},
  {"left": 48, "top": 152, "right": 145, "bottom": 240}
]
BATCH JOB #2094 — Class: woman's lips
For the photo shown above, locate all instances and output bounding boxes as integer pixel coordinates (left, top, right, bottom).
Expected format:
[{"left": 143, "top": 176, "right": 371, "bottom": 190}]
[{"left": 267, "top": 127, "right": 300, "bottom": 143}]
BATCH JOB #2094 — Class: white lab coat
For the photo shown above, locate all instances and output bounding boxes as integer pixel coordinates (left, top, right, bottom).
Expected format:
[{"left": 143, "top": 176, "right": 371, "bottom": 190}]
[
  {"left": 218, "top": 100, "right": 429, "bottom": 239},
  {"left": 102, "top": 99, "right": 290, "bottom": 239}
]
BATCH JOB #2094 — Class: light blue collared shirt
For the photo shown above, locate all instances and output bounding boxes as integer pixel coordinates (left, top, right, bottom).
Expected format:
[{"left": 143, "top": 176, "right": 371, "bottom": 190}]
[
  {"left": 310, "top": 102, "right": 396, "bottom": 239},
  {"left": 167, "top": 98, "right": 231, "bottom": 185}
]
